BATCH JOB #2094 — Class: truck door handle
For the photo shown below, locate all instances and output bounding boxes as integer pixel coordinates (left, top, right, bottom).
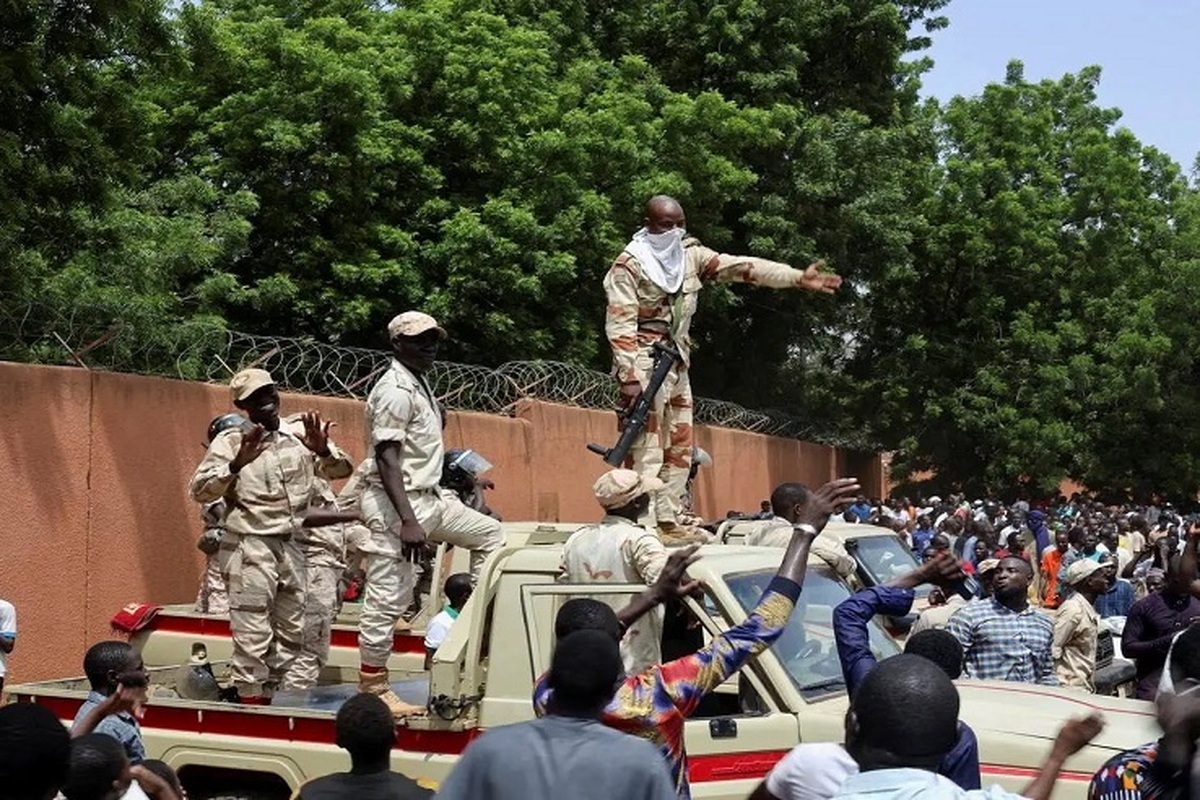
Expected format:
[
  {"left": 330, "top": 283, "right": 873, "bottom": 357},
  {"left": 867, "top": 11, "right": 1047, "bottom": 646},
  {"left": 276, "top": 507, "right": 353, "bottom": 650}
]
[{"left": 709, "top": 718, "right": 738, "bottom": 739}]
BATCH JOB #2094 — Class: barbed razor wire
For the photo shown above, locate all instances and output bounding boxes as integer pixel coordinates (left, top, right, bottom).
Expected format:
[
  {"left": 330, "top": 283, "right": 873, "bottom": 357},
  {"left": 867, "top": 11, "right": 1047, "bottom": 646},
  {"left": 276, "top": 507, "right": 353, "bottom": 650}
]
[{"left": 0, "top": 295, "right": 875, "bottom": 449}]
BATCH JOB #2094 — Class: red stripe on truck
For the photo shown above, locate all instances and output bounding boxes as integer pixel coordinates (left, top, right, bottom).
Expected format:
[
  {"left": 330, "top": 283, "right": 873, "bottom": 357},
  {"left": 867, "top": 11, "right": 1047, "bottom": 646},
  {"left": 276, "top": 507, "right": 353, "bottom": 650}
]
[{"left": 149, "top": 614, "right": 426, "bottom": 654}]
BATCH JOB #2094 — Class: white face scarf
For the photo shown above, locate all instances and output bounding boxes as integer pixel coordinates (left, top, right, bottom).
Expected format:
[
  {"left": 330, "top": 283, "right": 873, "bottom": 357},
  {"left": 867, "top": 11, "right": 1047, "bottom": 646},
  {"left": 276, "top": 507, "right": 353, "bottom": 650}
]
[{"left": 624, "top": 227, "right": 686, "bottom": 293}]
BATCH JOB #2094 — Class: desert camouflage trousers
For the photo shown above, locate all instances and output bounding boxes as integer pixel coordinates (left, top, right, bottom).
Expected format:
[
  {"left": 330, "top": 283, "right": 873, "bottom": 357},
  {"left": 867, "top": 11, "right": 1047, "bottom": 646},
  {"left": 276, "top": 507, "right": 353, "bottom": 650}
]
[
  {"left": 289, "top": 563, "right": 342, "bottom": 689},
  {"left": 218, "top": 532, "right": 306, "bottom": 698},
  {"left": 194, "top": 554, "right": 229, "bottom": 615},
  {"left": 625, "top": 350, "right": 693, "bottom": 526},
  {"left": 358, "top": 487, "right": 504, "bottom": 668}
]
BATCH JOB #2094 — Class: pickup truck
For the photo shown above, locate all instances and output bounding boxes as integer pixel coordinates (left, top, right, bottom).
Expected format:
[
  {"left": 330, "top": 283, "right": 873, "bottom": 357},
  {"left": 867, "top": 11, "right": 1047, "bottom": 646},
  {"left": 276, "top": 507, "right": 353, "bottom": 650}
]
[{"left": 8, "top": 525, "right": 1160, "bottom": 800}]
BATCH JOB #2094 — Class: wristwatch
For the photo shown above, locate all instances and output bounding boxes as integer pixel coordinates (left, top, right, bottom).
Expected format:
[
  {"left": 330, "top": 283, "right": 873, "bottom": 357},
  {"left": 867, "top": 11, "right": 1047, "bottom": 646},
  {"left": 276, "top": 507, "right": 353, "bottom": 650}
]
[{"left": 792, "top": 523, "right": 818, "bottom": 536}]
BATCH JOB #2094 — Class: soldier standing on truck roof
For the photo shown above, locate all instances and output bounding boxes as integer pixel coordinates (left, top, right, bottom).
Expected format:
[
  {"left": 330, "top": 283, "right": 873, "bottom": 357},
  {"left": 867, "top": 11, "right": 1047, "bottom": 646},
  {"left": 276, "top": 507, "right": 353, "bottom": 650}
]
[
  {"left": 560, "top": 469, "right": 669, "bottom": 674},
  {"left": 356, "top": 311, "right": 505, "bottom": 719},
  {"left": 189, "top": 369, "right": 354, "bottom": 704},
  {"left": 604, "top": 195, "right": 842, "bottom": 540}
]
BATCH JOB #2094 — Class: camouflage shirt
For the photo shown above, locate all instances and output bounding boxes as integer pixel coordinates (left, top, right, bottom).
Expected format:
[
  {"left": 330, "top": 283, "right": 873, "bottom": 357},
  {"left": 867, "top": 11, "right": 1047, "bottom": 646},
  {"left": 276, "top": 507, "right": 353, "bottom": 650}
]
[{"left": 603, "top": 237, "right": 811, "bottom": 383}]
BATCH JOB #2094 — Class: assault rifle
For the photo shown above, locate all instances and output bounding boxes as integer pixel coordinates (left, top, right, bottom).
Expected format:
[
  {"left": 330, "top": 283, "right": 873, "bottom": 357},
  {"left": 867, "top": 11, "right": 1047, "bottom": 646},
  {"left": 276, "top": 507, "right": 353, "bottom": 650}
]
[{"left": 587, "top": 341, "right": 682, "bottom": 466}]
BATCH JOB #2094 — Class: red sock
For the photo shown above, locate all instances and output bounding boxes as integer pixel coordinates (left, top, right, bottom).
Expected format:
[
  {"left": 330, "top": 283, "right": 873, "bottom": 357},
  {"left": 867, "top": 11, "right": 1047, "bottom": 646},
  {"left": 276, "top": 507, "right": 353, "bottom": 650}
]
[
  {"left": 239, "top": 695, "right": 271, "bottom": 706},
  {"left": 361, "top": 664, "right": 387, "bottom": 675}
]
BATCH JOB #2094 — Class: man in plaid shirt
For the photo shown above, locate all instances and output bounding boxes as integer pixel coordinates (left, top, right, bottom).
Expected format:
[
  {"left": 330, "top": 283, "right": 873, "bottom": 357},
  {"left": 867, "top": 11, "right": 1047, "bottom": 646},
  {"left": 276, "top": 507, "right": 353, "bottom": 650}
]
[{"left": 947, "top": 557, "right": 1059, "bottom": 685}]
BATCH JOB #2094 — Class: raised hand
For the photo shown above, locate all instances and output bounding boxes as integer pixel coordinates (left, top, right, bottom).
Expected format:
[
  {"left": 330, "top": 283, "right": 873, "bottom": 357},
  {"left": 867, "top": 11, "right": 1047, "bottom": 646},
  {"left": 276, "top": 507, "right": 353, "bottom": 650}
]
[
  {"left": 230, "top": 425, "right": 269, "bottom": 472},
  {"left": 650, "top": 544, "right": 704, "bottom": 602},
  {"left": 299, "top": 410, "right": 334, "bottom": 455},
  {"left": 797, "top": 477, "right": 862, "bottom": 531}
]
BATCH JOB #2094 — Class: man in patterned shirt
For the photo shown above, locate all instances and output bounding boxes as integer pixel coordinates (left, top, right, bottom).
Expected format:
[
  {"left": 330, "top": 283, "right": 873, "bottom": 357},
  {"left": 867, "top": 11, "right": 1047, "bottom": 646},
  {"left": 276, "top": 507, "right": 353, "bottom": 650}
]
[
  {"left": 946, "top": 556, "right": 1059, "bottom": 685},
  {"left": 1088, "top": 625, "right": 1200, "bottom": 799},
  {"left": 534, "top": 476, "right": 861, "bottom": 799},
  {"left": 603, "top": 196, "right": 842, "bottom": 537}
]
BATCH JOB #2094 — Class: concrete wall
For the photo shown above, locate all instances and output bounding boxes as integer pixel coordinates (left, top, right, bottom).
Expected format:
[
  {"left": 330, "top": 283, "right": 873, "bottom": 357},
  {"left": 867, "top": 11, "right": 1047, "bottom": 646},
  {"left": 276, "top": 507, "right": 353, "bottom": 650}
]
[{"left": 0, "top": 361, "right": 883, "bottom": 682}]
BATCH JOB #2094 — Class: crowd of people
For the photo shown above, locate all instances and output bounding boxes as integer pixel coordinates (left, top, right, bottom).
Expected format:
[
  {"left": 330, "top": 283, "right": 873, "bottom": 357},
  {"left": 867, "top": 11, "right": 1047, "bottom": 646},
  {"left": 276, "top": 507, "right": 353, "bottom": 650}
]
[{"left": 6, "top": 195, "right": 1200, "bottom": 797}]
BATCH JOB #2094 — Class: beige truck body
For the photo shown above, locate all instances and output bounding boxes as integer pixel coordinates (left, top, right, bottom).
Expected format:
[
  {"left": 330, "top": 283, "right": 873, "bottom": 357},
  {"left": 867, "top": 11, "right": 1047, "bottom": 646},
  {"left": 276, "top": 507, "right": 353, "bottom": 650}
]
[{"left": 10, "top": 527, "right": 1160, "bottom": 799}]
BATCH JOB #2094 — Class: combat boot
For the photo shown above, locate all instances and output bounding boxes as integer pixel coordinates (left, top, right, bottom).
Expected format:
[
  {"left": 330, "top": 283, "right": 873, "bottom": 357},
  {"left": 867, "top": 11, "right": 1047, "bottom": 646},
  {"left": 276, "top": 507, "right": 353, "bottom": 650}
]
[{"left": 358, "top": 669, "right": 425, "bottom": 720}]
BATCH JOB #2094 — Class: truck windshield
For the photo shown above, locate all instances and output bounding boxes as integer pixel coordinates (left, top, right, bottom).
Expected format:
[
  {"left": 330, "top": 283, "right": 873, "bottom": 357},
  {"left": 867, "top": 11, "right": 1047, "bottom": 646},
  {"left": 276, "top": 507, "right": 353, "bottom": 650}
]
[
  {"left": 724, "top": 568, "right": 901, "bottom": 700},
  {"left": 847, "top": 536, "right": 931, "bottom": 599}
]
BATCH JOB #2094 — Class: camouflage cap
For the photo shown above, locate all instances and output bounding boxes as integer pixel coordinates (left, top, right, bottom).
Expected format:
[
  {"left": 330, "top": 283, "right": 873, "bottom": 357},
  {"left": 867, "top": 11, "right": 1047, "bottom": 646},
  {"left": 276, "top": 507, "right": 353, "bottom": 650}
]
[
  {"left": 388, "top": 311, "right": 447, "bottom": 340},
  {"left": 230, "top": 368, "right": 275, "bottom": 402},
  {"left": 593, "top": 469, "right": 663, "bottom": 510}
]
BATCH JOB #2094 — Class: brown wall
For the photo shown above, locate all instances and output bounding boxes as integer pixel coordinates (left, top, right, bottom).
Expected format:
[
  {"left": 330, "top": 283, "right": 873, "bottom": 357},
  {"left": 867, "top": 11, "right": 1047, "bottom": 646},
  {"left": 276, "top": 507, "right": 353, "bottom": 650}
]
[{"left": 0, "top": 361, "right": 882, "bottom": 682}]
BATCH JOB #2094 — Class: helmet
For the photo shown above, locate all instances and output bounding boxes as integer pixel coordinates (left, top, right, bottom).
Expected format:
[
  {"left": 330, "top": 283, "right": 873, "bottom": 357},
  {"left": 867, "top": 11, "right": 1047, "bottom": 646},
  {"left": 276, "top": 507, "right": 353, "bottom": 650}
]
[
  {"left": 441, "top": 449, "right": 493, "bottom": 491},
  {"left": 207, "top": 413, "right": 249, "bottom": 442}
]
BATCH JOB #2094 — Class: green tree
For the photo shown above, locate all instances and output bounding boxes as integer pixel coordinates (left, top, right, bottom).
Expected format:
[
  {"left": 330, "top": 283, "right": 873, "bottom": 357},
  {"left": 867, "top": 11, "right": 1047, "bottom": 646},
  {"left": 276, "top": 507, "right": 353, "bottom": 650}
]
[{"left": 855, "top": 63, "right": 1200, "bottom": 498}]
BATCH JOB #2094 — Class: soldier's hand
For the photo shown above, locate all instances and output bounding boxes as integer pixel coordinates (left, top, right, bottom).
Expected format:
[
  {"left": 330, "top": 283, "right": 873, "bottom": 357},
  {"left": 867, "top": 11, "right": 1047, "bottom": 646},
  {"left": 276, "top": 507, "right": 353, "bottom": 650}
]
[
  {"left": 618, "top": 381, "right": 643, "bottom": 410},
  {"left": 650, "top": 545, "right": 704, "bottom": 603},
  {"left": 796, "top": 477, "right": 861, "bottom": 532},
  {"left": 231, "top": 425, "right": 269, "bottom": 471},
  {"left": 299, "top": 410, "right": 334, "bottom": 456},
  {"left": 797, "top": 260, "right": 843, "bottom": 295},
  {"left": 391, "top": 517, "right": 427, "bottom": 547}
]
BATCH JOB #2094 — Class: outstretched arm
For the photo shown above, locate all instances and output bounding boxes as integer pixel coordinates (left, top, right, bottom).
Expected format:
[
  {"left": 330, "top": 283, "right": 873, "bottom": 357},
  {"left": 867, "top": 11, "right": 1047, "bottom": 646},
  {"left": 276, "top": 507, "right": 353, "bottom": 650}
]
[{"left": 695, "top": 246, "right": 842, "bottom": 294}]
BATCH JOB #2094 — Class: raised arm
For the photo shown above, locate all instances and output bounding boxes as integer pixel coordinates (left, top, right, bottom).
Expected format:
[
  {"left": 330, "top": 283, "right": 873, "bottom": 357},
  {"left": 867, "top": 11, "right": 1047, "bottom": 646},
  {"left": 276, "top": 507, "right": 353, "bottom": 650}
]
[
  {"left": 657, "top": 478, "right": 860, "bottom": 713},
  {"left": 189, "top": 430, "right": 259, "bottom": 503},
  {"left": 1019, "top": 714, "right": 1104, "bottom": 800}
]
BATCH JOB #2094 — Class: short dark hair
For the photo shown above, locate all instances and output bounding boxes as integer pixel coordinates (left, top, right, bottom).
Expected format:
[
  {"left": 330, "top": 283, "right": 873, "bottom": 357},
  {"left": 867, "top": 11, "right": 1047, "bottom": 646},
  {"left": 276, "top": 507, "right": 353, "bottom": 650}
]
[
  {"left": 444, "top": 573, "right": 473, "bottom": 608},
  {"left": 62, "top": 734, "right": 127, "bottom": 800},
  {"left": 555, "top": 598, "right": 621, "bottom": 643},
  {"left": 0, "top": 703, "right": 72, "bottom": 799},
  {"left": 548, "top": 630, "right": 623, "bottom": 714},
  {"left": 770, "top": 483, "right": 810, "bottom": 517},
  {"left": 1169, "top": 626, "right": 1200, "bottom": 684},
  {"left": 905, "top": 630, "right": 964, "bottom": 680},
  {"left": 334, "top": 693, "right": 396, "bottom": 765},
  {"left": 82, "top": 641, "right": 134, "bottom": 693},
  {"left": 850, "top": 655, "right": 959, "bottom": 769}
]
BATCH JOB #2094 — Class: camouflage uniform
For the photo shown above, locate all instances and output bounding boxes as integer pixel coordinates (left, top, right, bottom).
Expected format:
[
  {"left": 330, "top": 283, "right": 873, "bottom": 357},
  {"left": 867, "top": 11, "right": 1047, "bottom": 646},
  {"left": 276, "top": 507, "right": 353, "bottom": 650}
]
[
  {"left": 189, "top": 393, "right": 353, "bottom": 700},
  {"left": 193, "top": 500, "right": 230, "bottom": 615},
  {"left": 561, "top": 515, "right": 668, "bottom": 673},
  {"left": 358, "top": 357, "right": 505, "bottom": 671},
  {"left": 604, "top": 238, "right": 819, "bottom": 526},
  {"left": 290, "top": 471, "right": 348, "bottom": 690}
]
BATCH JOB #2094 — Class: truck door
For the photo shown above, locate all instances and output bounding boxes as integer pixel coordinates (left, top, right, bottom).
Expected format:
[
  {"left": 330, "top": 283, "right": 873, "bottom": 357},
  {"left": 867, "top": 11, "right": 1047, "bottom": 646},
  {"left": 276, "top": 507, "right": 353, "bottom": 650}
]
[{"left": 678, "top": 594, "right": 803, "bottom": 800}]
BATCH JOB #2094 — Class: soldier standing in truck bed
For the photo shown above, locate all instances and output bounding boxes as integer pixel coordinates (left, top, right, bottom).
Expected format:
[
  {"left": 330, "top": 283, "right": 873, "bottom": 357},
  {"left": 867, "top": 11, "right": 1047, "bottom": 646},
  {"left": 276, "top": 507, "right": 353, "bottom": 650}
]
[{"left": 603, "top": 195, "right": 842, "bottom": 539}]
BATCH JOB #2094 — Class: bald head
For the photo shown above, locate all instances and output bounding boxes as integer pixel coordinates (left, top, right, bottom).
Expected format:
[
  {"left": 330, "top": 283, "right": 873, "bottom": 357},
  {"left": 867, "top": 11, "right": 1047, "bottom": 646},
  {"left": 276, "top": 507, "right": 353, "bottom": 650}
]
[{"left": 644, "top": 195, "right": 685, "bottom": 233}]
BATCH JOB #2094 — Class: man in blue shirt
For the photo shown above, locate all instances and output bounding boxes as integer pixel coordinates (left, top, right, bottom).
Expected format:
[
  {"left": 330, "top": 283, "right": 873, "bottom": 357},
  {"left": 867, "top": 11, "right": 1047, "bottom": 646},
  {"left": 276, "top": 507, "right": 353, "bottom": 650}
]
[
  {"left": 832, "top": 553, "right": 981, "bottom": 790},
  {"left": 847, "top": 496, "right": 873, "bottom": 523},
  {"left": 1094, "top": 562, "right": 1135, "bottom": 619}
]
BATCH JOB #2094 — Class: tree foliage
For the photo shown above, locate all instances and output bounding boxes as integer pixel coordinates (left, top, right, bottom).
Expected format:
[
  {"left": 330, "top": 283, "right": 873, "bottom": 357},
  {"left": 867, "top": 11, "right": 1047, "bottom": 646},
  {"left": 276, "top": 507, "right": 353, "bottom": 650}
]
[{"left": 5, "top": 0, "right": 1200, "bottom": 496}]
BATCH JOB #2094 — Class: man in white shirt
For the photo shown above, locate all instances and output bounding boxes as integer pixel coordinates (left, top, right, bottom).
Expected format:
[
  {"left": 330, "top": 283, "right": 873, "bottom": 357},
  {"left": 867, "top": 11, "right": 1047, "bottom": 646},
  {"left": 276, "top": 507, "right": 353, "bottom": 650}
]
[
  {"left": 423, "top": 573, "right": 472, "bottom": 669},
  {"left": 0, "top": 598, "right": 15, "bottom": 693}
]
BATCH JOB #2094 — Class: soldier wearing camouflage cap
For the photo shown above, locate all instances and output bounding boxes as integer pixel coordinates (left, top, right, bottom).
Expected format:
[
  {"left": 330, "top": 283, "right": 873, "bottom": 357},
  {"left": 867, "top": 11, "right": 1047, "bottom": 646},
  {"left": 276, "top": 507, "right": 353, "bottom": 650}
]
[
  {"left": 604, "top": 195, "right": 842, "bottom": 540},
  {"left": 189, "top": 368, "right": 355, "bottom": 703},
  {"left": 560, "top": 469, "right": 669, "bottom": 673},
  {"left": 355, "top": 311, "right": 506, "bottom": 719}
]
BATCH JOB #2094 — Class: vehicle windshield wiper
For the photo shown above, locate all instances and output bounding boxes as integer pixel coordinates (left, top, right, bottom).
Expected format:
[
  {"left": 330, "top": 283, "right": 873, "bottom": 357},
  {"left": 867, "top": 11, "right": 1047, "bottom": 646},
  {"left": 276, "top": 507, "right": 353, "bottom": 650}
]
[{"left": 800, "top": 677, "right": 846, "bottom": 693}]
